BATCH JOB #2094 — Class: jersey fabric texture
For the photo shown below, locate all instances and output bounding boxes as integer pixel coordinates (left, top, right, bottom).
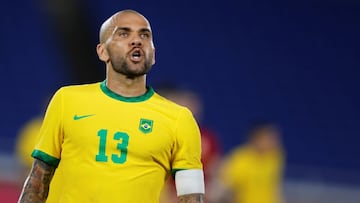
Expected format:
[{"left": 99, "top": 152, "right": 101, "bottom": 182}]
[
  {"left": 221, "top": 146, "right": 283, "bottom": 203},
  {"left": 32, "top": 81, "right": 202, "bottom": 203}
]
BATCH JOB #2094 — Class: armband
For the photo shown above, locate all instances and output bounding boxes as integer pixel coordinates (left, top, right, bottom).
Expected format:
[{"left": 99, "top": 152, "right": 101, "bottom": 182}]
[{"left": 175, "top": 169, "right": 205, "bottom": 196}]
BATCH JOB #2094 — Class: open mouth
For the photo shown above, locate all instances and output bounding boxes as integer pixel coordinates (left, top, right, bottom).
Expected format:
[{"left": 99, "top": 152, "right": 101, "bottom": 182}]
[{"left": 129, "top": 49, "right": 143, "bottom": 62}]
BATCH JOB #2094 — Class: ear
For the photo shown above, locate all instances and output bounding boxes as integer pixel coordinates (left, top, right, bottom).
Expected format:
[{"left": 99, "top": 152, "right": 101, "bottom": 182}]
[{"left": 96, "top": 43, "right": 109, "bottom": 62}]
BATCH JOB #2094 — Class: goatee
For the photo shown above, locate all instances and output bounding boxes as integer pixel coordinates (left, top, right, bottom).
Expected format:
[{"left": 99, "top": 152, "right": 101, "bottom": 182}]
[{"left": 111, "top": 57, "right": 153, "bottom": 79}]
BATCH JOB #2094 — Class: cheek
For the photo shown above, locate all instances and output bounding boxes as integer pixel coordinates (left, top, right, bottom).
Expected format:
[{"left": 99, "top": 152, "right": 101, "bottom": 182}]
[
  {"left": 146, "top": 48, "right": 155, "bottom": 59},
  {"left": 108, "top": 42, "right": 127, "bottom": 55}
]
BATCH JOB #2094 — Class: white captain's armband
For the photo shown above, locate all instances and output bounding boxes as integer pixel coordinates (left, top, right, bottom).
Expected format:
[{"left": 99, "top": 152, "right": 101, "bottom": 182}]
[{"left": 175, "top": 169, "right": 205, "bottom": 196}]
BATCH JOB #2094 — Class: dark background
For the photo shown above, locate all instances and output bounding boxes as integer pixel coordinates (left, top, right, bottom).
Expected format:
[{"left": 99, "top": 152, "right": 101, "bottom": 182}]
[{"left": 1, "top": 0, "right": 359, "bottom": 184}]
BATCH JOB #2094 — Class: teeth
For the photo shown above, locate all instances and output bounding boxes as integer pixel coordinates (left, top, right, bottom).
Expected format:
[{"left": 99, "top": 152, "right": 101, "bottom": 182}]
[{"left": 131, "top": 50, "right": 141, "bottom": 60}]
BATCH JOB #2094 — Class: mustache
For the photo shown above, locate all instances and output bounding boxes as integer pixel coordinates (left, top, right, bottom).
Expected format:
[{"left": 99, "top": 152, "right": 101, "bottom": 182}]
[{"left": 126, "top": 47, "right": 144, "bottom": 57}]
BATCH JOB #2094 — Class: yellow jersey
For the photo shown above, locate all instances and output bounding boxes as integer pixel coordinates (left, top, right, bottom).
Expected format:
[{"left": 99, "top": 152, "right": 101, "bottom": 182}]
[
  {"left": 221, "top": 146, "right": 283, "bottom": 203},
  {"left": 32, "top": 81, "right": 202, "bottom": 203}
]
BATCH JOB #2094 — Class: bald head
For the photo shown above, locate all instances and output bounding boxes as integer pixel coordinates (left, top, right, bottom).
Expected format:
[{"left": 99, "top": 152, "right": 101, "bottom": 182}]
[
  {"left": 99, "top": 10, "right": 152, "bottom": 43},
  {"left": 96, "top": 9, "right": 155, "bottom": 79}
]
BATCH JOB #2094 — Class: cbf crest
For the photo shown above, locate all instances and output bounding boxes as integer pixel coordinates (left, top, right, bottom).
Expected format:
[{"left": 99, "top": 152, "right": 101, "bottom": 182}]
[{"left": 139, "top": 118, "right": 153, "bottom": 134}]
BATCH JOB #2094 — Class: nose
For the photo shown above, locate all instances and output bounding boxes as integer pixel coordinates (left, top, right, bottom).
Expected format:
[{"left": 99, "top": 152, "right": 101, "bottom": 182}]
[{"left": 130, "top": 37, "right": 142, "bottom": 47}]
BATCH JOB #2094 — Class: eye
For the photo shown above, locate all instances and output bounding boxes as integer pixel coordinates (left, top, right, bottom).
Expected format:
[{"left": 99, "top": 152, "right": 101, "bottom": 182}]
[
  {"left": 140, "top": 33, "right": 150, "bottom": 39},
  {"left": 118, "top": 32, "right": 128, "bottom": 38}
]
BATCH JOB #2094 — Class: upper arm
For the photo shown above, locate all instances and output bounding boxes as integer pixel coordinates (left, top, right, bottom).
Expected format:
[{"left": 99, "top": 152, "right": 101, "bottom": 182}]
[
  {"left": 178, "top": 194, "right": 204, "bottom": 203},
  {"left": 32, "top": 89, "right": 64, "bottom": 165},
  {"left": 171, "top": 109, "right": 205, "bottom": 200},
  {"left": 171, "top": 108, "right": 202, "bottom": 172}
]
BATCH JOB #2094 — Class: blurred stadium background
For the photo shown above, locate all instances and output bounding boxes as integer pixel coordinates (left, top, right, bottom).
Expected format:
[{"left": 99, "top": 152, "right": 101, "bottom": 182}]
[{"left": 1, "top": 0, "right": 359, "bottom": 202}]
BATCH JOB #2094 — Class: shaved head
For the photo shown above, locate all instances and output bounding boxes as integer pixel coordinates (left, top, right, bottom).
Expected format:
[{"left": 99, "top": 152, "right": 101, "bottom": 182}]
[
  {"left": 96, "top": 9, "right": 155, "bottom": 79},
  {"left": 99, "top": 10, "right": 151, "bottom": 43}
]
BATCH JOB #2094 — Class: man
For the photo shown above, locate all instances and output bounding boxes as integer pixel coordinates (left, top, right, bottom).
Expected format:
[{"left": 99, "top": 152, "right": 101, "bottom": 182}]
[
  {"left": 18, "top": 10, "right": 205, "bottom": 203},
  {"left": 218, "top": 121, "right": 284, "bottom": 203}
]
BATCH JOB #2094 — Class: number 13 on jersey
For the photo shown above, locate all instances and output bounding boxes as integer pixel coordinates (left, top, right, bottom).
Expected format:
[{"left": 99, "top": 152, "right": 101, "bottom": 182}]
[{"left": 95, "top": 129, "right": 129, "bottom": 164}]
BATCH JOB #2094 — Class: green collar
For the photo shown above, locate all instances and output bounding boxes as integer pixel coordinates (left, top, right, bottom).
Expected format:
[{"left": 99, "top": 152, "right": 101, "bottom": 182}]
[{"left": 100, "top": 80, "right": 154, "bottom": 102}]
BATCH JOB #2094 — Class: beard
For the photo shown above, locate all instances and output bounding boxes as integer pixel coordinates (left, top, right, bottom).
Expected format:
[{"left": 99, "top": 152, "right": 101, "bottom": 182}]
[{"left": 109, "top": 50, "right": 153, "bottom": 79}]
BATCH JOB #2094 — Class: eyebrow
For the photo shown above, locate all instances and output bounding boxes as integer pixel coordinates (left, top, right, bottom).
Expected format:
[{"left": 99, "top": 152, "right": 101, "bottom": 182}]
[
  {"left": 115, "top": 27, "right": 131, "bottom": 32},
  {"left": 138, "top": 28, "right": 152, "bottom": 33},
  {"left": 113, "top": 27, "right": 152, "bottom": 34}
]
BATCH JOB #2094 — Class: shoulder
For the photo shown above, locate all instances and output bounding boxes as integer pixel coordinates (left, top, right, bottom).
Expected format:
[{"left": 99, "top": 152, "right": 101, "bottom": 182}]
[
  {"left": 55, "top": 82, "right": 101, "bottom": 98},
  {"left": 59, "top": 82, "right": 100, "bottom": 93},
  {"left": 150, "top": 92, "right": 198, "bottom": 134},
  {"left": 221, "top": 146, "right": 251, "bottom": 175},
  {"left": 151, "top": 92, "right": 192, "bottom": 116},
  {"left": 225, "top": 146, "right": 252, "bottom": 163}
]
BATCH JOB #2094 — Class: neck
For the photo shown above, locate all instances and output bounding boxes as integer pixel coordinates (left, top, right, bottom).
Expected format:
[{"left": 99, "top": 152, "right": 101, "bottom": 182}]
[{"left": 106, "top": 69, "right": 147, "bottom": 97}]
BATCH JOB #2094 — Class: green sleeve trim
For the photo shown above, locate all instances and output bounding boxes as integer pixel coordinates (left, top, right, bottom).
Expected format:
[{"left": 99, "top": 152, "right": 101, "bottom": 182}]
[
  {"left": 171, "top": 168, "right": 187, "bottom": 178},
  {"left": 31, "top": 150, "right": 60, "bottom": 167}
]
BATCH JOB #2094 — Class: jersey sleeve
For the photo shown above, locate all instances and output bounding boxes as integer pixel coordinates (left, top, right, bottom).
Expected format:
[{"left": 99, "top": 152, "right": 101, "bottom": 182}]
[
  {"left": 171, "top": 108, "right": 203, "bottom": 176},
  {"left": 31, "top": 88, "right": 64, "bottom": 167}
]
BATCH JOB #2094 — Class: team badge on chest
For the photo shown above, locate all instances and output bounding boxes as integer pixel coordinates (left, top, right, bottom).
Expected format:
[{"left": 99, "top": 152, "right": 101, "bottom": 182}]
[{"left": 139, "top": 118, "right": 154, "bottom": 134}]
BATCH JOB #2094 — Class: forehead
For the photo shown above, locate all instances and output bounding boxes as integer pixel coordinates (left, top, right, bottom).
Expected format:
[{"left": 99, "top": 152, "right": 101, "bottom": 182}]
[{"left": 112, "top": 12, "right": 152, "bottom": 31}]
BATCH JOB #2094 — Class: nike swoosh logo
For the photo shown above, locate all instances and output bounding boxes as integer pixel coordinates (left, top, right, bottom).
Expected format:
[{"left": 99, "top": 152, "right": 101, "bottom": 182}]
[{"left": 73, "top": 114, "right": 95, "bottom": 120}]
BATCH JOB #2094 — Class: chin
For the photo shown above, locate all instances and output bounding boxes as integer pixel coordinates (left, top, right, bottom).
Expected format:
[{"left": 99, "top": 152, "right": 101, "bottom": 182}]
[{"left": 128, "top": 67, "right": 146, "bottom": 74}]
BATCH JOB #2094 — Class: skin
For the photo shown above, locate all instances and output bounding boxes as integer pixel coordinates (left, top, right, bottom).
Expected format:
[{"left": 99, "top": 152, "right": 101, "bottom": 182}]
[
  {"left": 250, "top": 126, "right": 281, "bottom": 154},
  {"left": 18, "top": 10, "right": 204, "bottom": 203},
  {"left": 179, "top": 194, "right": 205, "bottom": 203},
  {"left": 96, "top": 10, "right": 156, "bottom": 98},
  {"left": 18, "top": 159, "right": 56, "bottom": 203}
]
